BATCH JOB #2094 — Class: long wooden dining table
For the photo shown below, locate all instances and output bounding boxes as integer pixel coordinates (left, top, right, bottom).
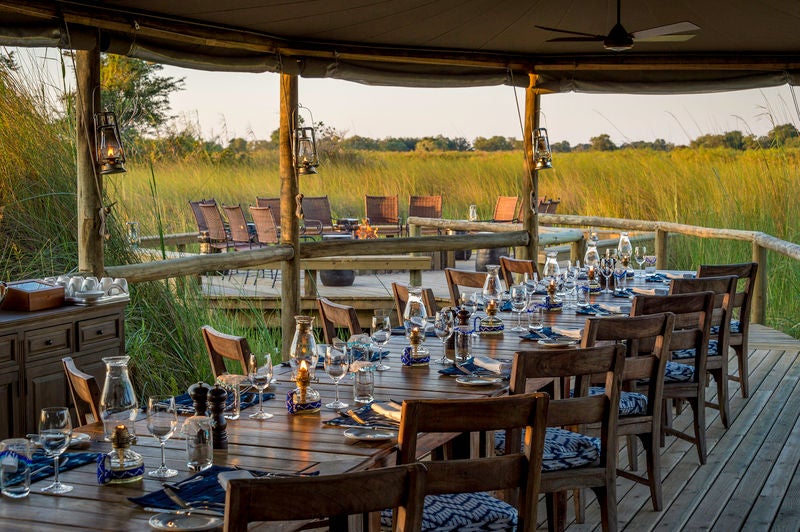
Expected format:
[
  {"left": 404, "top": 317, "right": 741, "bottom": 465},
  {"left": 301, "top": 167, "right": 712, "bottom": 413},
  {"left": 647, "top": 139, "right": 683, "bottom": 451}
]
[{"left": 0, "top": 271, "right": 681, "bottom": 530}]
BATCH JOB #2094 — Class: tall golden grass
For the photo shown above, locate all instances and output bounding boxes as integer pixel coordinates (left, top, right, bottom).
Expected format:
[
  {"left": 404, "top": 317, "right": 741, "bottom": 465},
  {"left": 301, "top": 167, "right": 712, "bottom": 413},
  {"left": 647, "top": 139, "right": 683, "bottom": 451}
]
[{"left": 117, "top": 147, "right": 800, "bottom": 336}]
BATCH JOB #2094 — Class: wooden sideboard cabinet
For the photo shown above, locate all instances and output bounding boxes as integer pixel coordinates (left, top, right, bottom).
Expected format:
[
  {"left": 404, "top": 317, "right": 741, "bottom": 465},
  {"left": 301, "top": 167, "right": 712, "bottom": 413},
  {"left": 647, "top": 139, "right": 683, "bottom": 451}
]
[{"left": 0, "top": 301, "right": 126, "bottom": 438}]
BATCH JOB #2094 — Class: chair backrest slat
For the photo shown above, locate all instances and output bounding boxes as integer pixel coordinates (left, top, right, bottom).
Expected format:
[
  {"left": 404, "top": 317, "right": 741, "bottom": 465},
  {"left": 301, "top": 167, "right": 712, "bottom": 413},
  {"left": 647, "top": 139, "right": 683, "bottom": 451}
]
[
  {"left": 499, "top": 256, "right": 539, "bottom": 287},
  {"left": 222, "top": 204, "right": 251, "bottom": 245},
  {"left": 302, "top": 196, "right": 334, "bottom": 228},
  {"left": 249, "top": 206, "right": 279, "bottom": 245},
  {"left": 408, "top": 195, "right": 442, "bottom": 219},
  {"left": 62, "top": 356, "right": 101, "bottom": 426},
  {"left": 201, "top": 325, "right": 252, "bottom": 378},
  {"left": 200, "top": 203, "right": 228, "bottom": 242},
  {"left": 365, "top": 195, "right": 400, "bottom": 224},
  {"left": 492, "top": 196, "right": 519, "bottom": 222},
  {"left": 316, "top": 298, "right": 362, "bottom": 343},
  {"left": 444, "top": 268, "right": 487, "bottom": 307}
]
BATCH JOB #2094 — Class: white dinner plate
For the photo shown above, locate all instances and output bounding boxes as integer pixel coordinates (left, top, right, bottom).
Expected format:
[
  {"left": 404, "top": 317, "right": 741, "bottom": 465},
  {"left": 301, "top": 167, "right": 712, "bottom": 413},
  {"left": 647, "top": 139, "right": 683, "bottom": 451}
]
[
  {"left": 455, "top": 375, "right": 504, "bottom": 386},
  {"left": 538, "top": 339, "right": 580, "bottom": 348},
  {"left": 149, "top": 512, "right": 223, "bottom": 531},
  {"left": 343, "top": 427, "right": 397, "bottom": 441}
]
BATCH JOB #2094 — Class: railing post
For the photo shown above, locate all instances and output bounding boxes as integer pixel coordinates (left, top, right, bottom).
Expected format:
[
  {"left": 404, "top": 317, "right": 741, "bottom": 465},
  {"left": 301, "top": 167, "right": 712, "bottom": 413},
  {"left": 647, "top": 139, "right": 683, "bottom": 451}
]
[
  {"left": 751, "top": 241, "right": 767, "bottom": 324},
  {"left": 571, "top": 233, "right": 586, "bottom": 266},
  {"left": 655, "top": 229, "right": 668, "bottom": 269},
  {"left": 409, "top": 223, "right": 422, "bottom": 286}
]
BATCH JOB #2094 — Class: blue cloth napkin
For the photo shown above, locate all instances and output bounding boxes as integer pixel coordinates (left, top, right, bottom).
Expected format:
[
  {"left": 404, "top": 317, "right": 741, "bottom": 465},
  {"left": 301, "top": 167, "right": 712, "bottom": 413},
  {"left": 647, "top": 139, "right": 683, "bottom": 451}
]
[
  {"left": 575, "top": 304, "right": 609, "bottom": 316},
  {"left": 323, "top": 403, "right": 399, "bottom": 428},
  {"left": 171, "top": 391, "right": 275, "bottom": 415},
  {"left": 129, "top": 465, "right": 235, "bottom": 509},
  {"left": 3, "top": 450, "right": 101, "bottom": 487},
  {"left": 352, "top": 349, "right": 390, "bottom": 362},
  {"left": 645, "top": 273, "right": 670, "bottom": 283},
  {"left": 519, "top": 327, "right": 568, "bottom": 341},
  {"left": 613, "top": 288, "right": 635, "bottom": 298},
  {"left": 438, "top": 359, "right": 481, "bottom": 375}
]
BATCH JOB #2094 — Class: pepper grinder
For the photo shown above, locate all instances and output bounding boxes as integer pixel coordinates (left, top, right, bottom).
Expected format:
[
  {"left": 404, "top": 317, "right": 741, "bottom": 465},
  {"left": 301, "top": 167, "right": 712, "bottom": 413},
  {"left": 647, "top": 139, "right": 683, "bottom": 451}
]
[
  {"left": 208, "top": 384, "right": 228, "bottom": 450},
  {"left": 188, "top": 381, "right": 212, "bottom": 416}
]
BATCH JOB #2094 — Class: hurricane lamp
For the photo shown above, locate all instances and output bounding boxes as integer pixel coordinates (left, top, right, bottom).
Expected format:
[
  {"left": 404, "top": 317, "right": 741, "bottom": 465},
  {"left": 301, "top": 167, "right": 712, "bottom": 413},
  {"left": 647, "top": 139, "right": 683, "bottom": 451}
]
[
  {"left": 94, "top": 110, "right": 126, "bottom": 175},
  {"left": 294, "top": 126, "right": 318, "bottom": 175},
  {"left": 534, "top": 128, "right": 553, "bottom": 170}
]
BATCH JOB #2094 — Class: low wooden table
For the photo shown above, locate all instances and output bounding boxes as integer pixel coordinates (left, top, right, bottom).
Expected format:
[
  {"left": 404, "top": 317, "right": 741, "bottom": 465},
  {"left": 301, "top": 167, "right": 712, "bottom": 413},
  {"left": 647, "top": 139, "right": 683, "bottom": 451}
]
[{"left": 301, "top": 255, "right": 432, "bottom": 295}]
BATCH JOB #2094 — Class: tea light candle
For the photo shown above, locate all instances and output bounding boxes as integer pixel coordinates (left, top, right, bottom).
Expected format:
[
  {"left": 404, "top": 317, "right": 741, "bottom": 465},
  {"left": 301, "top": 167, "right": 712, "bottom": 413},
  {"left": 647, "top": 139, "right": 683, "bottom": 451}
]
[
  {"left": 588, "top": 266, "right": 595, "bottom": 280},
  {"left": 487, "top": 299, "right": 497, "bottom": 311}
]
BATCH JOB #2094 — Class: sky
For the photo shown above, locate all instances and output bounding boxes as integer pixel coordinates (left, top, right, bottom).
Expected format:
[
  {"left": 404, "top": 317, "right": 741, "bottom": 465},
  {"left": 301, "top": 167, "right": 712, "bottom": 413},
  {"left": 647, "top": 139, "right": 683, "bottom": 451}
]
[
  {"left": 163, "top": 64, "right": 800, "bottom": 147},
  {"left": 14, "top": 47, "right": 800, "bottom": 147}
]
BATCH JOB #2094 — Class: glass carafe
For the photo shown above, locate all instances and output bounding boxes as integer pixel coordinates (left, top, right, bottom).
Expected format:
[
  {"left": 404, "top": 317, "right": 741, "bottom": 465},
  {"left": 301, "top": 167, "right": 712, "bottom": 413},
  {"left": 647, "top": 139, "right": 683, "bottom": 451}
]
[
  {"left": 543, "top": 250, "right": 561, "bottom": 280},
  {"left": 617, "top": 232, "right": 633, "bottom": 276},
  {"left": 482, "top": 265, "right": 503, "bottom": 303},
  {"left": 584, "top": 230, "right": 600, "bottom": 269},
  {"left": 289, "top": 315, "right": 318, "bottom": 381},
  {"left": 403, "top": 286, "right": 428, "bottom": 334},
  {"left": 99, "top": 356, "right": 138, "bottom": 442}
]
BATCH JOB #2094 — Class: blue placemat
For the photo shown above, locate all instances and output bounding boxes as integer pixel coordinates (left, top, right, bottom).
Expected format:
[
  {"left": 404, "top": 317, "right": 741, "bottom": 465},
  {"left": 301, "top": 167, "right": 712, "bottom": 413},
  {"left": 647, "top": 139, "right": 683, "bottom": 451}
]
[
  {"left": 2, "top": 450, "right": 101, "bottom": 487},
  {"left": 323, "top": 403, "right": 399, "bottom": 428},
  {"left": 171, "top": 391, "right": 275, "bottom": 415}
]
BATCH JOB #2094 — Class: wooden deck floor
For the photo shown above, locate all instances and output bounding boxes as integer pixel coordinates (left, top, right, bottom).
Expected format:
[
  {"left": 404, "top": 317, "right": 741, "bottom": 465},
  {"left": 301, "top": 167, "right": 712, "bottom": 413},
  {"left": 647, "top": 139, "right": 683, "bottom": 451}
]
[{"left": 200, "top": 266, "right": 800, "bottom": 531}]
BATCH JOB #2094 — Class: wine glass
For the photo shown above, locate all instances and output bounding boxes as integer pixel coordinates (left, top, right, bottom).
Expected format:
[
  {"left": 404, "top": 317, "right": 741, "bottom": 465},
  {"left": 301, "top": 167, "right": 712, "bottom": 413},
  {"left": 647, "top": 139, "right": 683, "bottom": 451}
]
[
  {"left": 371, "top": 311, "right": 392, "bottom": 371},
  {"left": 248, "top": 353, "right": 274, "bottom": 420},
  {"left": 38, "top": 407, "right": 73, "bottom": 494},
  {"left": 146, "top": 396, "right": 178, "bottom": 479},
  {"left": 509, "top": 284, "right": 528, "bottom": 332},
  {"left": 324, "top": 344, "right": 350, "bottom": 409},
  {"left": 433, "top": 310, "right": 454, "bottom": 365},
  {"left": 600, "top": 257, "right": 615, "bottom": 294},
  {"left": 634, "top": 246, "right": 646, "bottom": 278}
]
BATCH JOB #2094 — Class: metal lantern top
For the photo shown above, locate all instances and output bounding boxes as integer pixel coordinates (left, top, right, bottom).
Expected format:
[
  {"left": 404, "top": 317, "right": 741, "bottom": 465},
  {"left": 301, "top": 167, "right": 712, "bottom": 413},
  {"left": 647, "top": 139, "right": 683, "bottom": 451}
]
[
  {"left": 94, "top": 110, "right": 126, "bottom": 175},
  {"left": 533, "top": 127, "right": 553, "bottom": 170}
]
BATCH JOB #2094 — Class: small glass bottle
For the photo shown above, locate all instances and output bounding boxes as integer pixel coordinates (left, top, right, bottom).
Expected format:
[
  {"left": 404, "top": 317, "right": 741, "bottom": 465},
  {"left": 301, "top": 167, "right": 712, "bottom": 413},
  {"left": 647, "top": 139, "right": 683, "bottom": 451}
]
[
  {"left": 584, "top": 230, "right": 600, "bottom": 269},
  {"left": 617, "top": 232, "right": 634, "bottom": 277}
]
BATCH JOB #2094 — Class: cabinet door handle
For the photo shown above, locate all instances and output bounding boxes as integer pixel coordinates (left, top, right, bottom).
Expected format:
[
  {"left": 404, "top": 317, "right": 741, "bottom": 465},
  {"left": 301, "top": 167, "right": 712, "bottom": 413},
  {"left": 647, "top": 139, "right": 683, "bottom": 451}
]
[
  {"left": 45, "top": 339, "right": 54, "bottom": 346},
  {"left": 96, "top": 329, "right": 104, "bottom": 335}
]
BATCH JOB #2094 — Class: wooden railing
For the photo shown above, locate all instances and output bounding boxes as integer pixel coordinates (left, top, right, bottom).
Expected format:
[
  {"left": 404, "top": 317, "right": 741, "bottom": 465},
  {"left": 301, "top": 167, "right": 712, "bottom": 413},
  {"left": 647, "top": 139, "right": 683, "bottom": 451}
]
[{"left": 108, "top": 214, "right": 800, "bottom": 326}]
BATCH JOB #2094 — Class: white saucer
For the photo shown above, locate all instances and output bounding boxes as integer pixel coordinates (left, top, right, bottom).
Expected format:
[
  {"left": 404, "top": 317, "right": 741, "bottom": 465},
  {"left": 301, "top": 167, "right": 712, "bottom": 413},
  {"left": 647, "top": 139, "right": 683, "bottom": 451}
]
[
  {"left": 73, "top": 290, "right": 105, "bottom": 300},
  {"left": 343, "top": 427, "right": 397, "bottom": 441},
  {"left": 149, "top": 513, "right": 222, "bottom": 531},
  {"left": 538, "top": 339, "right": 579, "bottom": 348}
]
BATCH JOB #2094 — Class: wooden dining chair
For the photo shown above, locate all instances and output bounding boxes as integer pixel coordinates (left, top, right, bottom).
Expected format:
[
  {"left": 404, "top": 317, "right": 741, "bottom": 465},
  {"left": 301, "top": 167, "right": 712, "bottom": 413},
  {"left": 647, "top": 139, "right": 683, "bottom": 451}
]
[
  {"left": 62, "top": 356, "right": 102, "bottom": 426},
  {"left": 391, "top": 282, "right": 438, "bottom": 327},
  {"left": 698, "top": 262, "right": 759, "bottom": 398},
  {"left": 499, "top": 255, "right": 540, "bottom": 287},
  {"left": 631, "top": 291, "right": 715, "bottom": 464},
  {"left": 224, "top": 463, "right": 428, "bottom": 532},
  {"left": 669, "top": 275, "right": 737, "bottom": 428},
  {"left": 492, "top": 195, "right": 519, "bottom": 223},
  {"left": 317, "top": 298, "right": 363, "bottom": 343},
  {"left": 444, "top": 267, "right": 487, "bottom": 307},
  {"left": 581, "top": 313, "right": 675, "bottom": 511},
  {"left": 509, "top": 344, "right": 625, "bottom": 532},
  {"left": 365, "top": 195, "right": 402, "bottom": 236},
  {"left": 200, "top": 202, "right": 231, "bottom": 251},
  {"left": 389, "top": 393, "right": 549, "bottom": 532},
  {"left": 222, "top": 204, "right": 257, "bottom": 250},
  {"left": 201, "top": 325, "right": 252, "bottom": 378}
]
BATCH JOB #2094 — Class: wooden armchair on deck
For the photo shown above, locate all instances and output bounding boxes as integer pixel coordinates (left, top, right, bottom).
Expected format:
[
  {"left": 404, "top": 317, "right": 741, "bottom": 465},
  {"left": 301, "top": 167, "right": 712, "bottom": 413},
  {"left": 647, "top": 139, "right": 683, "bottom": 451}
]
[
  {"left": 365, "top": 195, "right": 402, "bottom": 236},
  {"left": 301, "top": 195, "right": 336, "bottom": 235},
  {"left": 406, "top": 195, "right": 442, "bottom": 236},
  {"left": 199, "top": 202, "right": 232, "bottom": 252},
  {"left": 492, "top": 195, "right": 519, "bottom": 223}
]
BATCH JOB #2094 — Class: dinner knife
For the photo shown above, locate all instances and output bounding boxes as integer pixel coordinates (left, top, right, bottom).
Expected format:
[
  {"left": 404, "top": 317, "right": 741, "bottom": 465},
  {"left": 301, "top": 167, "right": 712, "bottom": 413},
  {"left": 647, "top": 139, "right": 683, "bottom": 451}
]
[{"left": 142, "top": 507, "right": 223, "bottom": 518}]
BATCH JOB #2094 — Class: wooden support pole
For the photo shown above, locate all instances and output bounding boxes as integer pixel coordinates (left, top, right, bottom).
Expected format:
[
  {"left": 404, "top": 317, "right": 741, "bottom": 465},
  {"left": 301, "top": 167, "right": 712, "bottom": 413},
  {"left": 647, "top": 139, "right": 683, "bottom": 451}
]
[
  {"left": 751, "top": 242, "right": 767, "bottom": 325},
  {"left": 655, "top": 229, "right": 668, "bottom": 269},
  {"left": 279, "top": 74, "right": 300, "bottom": 361},
  {"left": 408, "top": 223, "right": 423, "bottom": 285},
  {"left": 522, "top": 74, "right": 540, "bottom": 271},
  {"left": 75, "top": 43, "right": 103, "bottom": 275}
]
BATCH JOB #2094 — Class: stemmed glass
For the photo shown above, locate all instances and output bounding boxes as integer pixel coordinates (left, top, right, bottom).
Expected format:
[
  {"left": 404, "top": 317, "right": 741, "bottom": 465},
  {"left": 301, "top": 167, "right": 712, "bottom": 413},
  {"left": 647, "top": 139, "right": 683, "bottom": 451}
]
[
  {"left": 324, "top": 344, "right": 350, "bottom": 409},
  {"left": 600, "top": 257, "right": 615, "bottom": 294},
  {"left": 634, "top": 246, "right": 646, "bottom": 278},
  {"left": 248, "top": 353, "right": 274, "bottom": 420},
  {"left": 371, "top": 311, "right": 392, "bottom": 371},
  {"left": 146, "top": 396, "right": 178, "bottom": 479},
  {"left": 509, "top": 284, "right": 528, "bottom": 332},
  {"left": 433, "top": 310, "right": 454, "bottom": 365},
  {"left": 38, "top": 407, "right": 73, "bottom": 494}
]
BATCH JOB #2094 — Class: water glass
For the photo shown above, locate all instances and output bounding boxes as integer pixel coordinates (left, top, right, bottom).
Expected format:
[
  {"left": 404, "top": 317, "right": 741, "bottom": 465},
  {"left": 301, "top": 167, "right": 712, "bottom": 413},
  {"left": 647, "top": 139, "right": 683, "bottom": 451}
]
[
  {"left": 527, "top": 305, "right": 544, "bottom": 332},
  {"left": 353, "top": 369, "right": 374, "bottom": 404},
  {"left": 576, "top": 281, "right": 590, "bottom": 305},
  {"left": 0, "top": 438, "right": 32, "bottom": 498}
]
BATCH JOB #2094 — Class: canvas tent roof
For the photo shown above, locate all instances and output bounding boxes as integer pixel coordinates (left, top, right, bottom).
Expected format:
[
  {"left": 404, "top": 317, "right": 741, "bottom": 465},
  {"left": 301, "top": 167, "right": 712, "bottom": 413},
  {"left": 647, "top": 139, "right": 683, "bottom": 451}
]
[{"left": 0, "top": 0, "right": 799, "bottom": 92}]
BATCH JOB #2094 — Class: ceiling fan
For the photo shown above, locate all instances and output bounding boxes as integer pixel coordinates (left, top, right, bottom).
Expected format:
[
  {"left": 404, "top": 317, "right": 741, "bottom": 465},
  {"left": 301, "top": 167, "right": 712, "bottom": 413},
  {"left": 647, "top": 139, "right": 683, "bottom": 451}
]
[{"left": 536, "top": 0, "right": 700, "bottom": 52}]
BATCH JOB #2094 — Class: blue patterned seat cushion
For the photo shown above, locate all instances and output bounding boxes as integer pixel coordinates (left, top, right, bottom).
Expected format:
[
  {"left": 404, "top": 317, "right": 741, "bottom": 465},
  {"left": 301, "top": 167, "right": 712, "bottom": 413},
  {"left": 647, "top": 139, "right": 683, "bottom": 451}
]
[
  {"left": 381, "top": 493, "right": 517, "bottom": 531},
  {"left": 589, "top": 386, "right": 648, "bottom": 416},
  {"left": 494, "top": 427, "right": 601, "bottom": 471},
  {"left": 672, "top": 339, "right": 718, "bottom": 360},
  {"left": 711, "top": 320, "right": 741, "bottom": 335},
  {"left": 664, "top": 361, "right": 695, "bottom": 383}
]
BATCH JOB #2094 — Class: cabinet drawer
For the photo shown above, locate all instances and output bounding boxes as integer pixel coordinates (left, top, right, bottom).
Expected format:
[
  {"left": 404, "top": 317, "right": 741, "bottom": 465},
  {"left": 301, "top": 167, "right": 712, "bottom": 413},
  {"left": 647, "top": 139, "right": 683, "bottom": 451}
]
[
  {"left": 77, "top": 315, "right": 122, "bottom": 350},
  {"left": 25, "top": 324, "right": 72, "bottom": 362},
  {"left": 0, "top": 333, "right": 17, "bottom": 365}
]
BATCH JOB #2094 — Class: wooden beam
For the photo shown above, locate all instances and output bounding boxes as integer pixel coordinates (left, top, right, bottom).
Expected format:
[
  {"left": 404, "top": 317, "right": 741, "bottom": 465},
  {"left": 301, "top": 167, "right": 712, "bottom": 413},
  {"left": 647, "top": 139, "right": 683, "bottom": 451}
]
[
  {"left": 279, "top": 73, "right": 300, "bottom": 361},
  {"left": 522, "top": 74, "right": 540, "bottom": 267},
  {"left": 75, "top": 42, "right": 103, "bottom": 275}
]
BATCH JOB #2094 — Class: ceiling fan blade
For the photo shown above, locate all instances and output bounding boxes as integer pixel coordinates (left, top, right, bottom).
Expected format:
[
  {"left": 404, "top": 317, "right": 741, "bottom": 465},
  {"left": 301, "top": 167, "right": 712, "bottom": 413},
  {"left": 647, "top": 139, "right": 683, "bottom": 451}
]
[
  {"left": 535, "top": 25, "right": 604, "bottom": 39},
  {"left": 546, "top": 36, "right": 605, "bottom": 43},
  {"left": 636, "top": 34, "right": 697, "bottom": 43},
  {"left": 631, "top": 21, "right": 700, "bottom": 40}
]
